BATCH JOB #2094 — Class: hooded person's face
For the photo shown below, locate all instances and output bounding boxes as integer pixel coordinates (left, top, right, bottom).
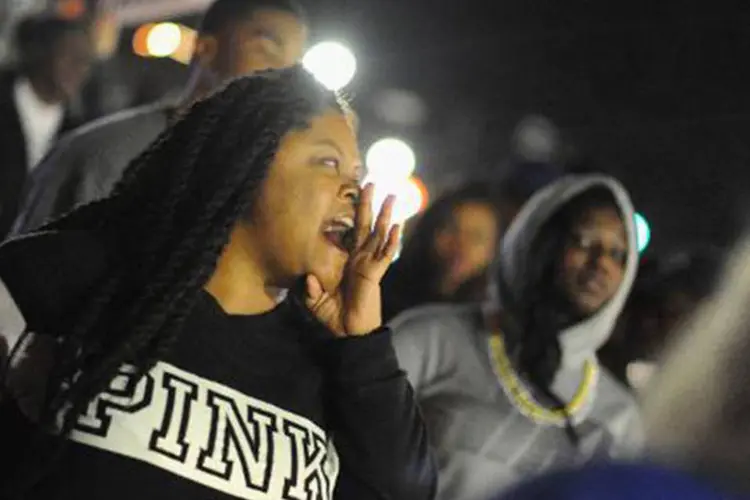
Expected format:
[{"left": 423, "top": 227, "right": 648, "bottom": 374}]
[{"left": 557, "top": 205, "right": 628, "bottom": 316}]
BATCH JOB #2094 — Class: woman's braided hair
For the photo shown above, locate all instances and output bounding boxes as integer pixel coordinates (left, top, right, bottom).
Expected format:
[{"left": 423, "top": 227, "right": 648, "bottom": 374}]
[{"left": 11, "top": 65, "right": 348, "bottom": 495}]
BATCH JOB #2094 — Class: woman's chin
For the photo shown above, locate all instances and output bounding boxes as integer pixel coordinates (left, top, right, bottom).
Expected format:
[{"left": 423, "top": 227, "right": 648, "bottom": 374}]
[{"left": 571, "top": 290, "right": 610, "bottom": 316}]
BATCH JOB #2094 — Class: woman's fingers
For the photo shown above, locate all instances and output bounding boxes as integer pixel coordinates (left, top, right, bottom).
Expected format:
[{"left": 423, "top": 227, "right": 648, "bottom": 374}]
[
  {"left": 375, "top": 194, "right": 395, "bottom": 237},
  {"left": 378, "top": 224, "right": 401, "bottom": 262},
  {"left": 362, "top": 194, "right": 395, "bottom": 254},
  {"left": 354, "top": 184, "right": 374, "bottom": 250}
]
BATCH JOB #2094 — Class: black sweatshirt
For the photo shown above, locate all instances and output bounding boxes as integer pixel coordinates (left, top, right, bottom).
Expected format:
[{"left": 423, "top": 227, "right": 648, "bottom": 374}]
[{"left": 0, "top": 231, "right": 436, "bottom": 500}]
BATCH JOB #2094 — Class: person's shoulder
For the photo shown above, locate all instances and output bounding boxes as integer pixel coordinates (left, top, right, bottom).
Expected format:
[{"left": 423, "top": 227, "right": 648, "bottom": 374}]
[
  {"left": 390, "top": 303, "right": 479, "bottom": 340},
  {"left": 56, "top": 103, "right": 169, "bottom": 151},
  {"left": 598, "top": 365, "right": 637, "bottom": 402},
  {"left": 594, "top": 365, "right": 641, "bottom": 420},
  {"left": 0, "top": 230, "right": 111, "bottom": 330}
]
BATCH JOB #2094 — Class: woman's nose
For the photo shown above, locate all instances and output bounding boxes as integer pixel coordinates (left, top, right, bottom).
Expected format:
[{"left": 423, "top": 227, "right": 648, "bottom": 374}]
[
  {"left": 587, "top": 248, "right": 612, "bottom": 274},
  {"left": 339, "top": 182, "right": 360, "bottom": 205}
]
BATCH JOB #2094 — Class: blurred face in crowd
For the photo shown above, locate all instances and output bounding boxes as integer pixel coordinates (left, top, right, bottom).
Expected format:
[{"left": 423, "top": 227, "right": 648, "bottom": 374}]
[
  {"left": 44, "top": 29, "right": 93, "bottom": 102},
  {"left": 433, "top": 201, "right": 499, "bottom": 295},
  {"left": 557, "top": 204, "right": 628, "bottom": 316},
  {"left": 196, "top": 8, "right": 307, "bottom": 81}
]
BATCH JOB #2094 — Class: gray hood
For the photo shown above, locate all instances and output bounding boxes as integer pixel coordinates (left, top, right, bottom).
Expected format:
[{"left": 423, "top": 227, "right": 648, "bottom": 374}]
[{"left": 491, "top": 174, "right": 639, "bottom": 368}]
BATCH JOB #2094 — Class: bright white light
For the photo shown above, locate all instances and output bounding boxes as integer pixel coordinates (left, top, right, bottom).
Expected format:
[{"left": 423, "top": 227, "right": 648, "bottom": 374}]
[
  {"left": 146, "top": 23, "right": 182, "bottom": 57},
  {"left": 364, "top": 174, "right": 398, "bottom": 218},
  {"left": 393, "top": 178, "right": 424, "bottom": 223},
  {"left": 302, "top": 41, "right": 357, "bottom": 91},
  {"left": 365, "top": 138, "right": 416, "bottom": 179},
  {"left": 366, "top": 175, "right": 425, "bottom": 226}
]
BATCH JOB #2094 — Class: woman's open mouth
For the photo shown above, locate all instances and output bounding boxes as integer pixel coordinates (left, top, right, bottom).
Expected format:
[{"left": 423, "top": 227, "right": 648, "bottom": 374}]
[{"left": 322, "top": 215, "right": 356, "bottom": 254}]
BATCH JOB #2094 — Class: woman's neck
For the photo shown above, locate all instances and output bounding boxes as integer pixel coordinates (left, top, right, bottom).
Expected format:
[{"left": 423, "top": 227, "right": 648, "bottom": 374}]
[
  {"left": 534, "top": 286, "right": 583, "bottom": 330},
  {"left": 438, "top": 276, "right": 459, "bottom": 297},
  {"left": 176, "top": 69, "right": 217, "bottom": 114},
  {"left": 204, "top": 229, "right": 282, "bottom": 315}
]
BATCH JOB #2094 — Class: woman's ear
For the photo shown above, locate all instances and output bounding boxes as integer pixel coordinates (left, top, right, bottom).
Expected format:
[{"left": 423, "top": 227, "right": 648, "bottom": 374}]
[{"left": 192, "top": 34, "right": 218, "bottom": 68}]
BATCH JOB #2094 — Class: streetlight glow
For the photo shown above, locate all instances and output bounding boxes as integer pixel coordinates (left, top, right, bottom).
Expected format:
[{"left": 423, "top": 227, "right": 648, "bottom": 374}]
[
  {"left": 145, "top": 22, "right": 182, "bottom": 57},
  {"left": 365, "top": 137, "right": 416, "bottom": 179},
  {"left": 302, "top": 41, "right": 357, "bottom": 91},
  {"left": 365, "top": 175, "right": 427, "bottom": 226},
  {"left": 393, "top": 177, "right": 427, "bottom": 224}
]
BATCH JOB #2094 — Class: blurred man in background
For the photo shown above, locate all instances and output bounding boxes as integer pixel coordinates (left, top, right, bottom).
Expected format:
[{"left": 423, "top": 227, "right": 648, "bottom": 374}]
[
  {"left": 12, "top": 0, "right": 307, "bottom": 235},
  {"left": 78, "top": 8, "right": 124, "bottom": 121},
  {"left": 0, "top": 15, "right": 92, "bottom": 239}
]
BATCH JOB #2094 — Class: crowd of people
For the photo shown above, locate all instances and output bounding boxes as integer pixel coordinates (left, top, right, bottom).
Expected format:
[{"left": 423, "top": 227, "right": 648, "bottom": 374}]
[{"left": 0, "top": 0, "right": 744, "bottom": 499}]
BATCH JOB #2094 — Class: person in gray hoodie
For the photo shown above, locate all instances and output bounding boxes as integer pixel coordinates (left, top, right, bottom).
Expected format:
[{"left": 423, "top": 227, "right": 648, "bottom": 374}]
[
  {"left": 391, "top": 174, "right": 642, "bottom": 500},
  {"left": 11, "top": 0, "right": 308, "bottom": 236}
]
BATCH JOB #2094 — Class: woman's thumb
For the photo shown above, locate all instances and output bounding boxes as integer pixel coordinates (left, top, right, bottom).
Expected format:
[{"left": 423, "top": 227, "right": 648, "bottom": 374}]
[
  {"left": 304, "top": 274, "right": 338, "bottom": 325},
  {"left": 305, "top": 274, "right": 324, "bottom": 304}
]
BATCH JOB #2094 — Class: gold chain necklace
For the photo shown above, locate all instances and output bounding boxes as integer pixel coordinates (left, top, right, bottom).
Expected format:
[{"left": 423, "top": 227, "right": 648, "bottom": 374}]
[{"left": 488, "top": 331, "right": 599, "bottom": 427}]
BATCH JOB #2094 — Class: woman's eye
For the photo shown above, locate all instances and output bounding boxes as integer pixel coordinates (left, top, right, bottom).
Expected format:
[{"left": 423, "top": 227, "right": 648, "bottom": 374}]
[
  {"left": 320, "top": 157, "right": 340, "bottom": 169},
  {"left": 573, "top": 234, "right": 593, "bottom": 249},
  {"left": 256, "top": 29, "right": 282, "bottom": 48},
  {"left": 610, "top": 248, "right": 628, "bottom": 264}
]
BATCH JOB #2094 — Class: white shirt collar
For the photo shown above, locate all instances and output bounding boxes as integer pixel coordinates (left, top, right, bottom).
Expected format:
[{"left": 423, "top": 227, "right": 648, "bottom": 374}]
[{"left": 13, "top": 77, "right": 65, "bottom": 169}]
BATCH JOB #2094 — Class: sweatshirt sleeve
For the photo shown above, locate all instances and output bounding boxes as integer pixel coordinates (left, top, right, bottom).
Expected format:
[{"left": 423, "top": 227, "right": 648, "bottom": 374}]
[
  {"left": 609, "top": 402, "right": 645, "bottom": 460},
  {"left": 389, "top": 306, "right": 454, "bottom": 394},
  {"left": 321, "top": 328, "right": 437, "bottom": 500},
  {"left": 0, "top": 278, "right": 55, "bottom": 420},
  {"left": 13, "top": 107, "right": 166, "bottom": 236},
  {"left": 12, "top": 133, "right": 83, "bottom": 235}
]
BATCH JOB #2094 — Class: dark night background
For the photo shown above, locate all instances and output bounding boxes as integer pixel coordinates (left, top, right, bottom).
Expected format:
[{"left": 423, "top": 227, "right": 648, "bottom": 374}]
[
  {"left": 320, "top": 0, "right": 750, "bottom": 258},
  {"left": 313, "top": 0, "right": 750, "bottom": 257},
  {"left": 8, "top": 0, "right": 750, "bottom": 256}
]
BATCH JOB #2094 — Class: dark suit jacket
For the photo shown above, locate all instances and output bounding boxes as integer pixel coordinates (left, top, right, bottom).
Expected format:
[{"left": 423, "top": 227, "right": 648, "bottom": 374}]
[
  {"left": 11, "top": 102, "right": 172, "bottom": 237},
  {"left": 0, "top": 70, "right": 79, "bottom": 240}
]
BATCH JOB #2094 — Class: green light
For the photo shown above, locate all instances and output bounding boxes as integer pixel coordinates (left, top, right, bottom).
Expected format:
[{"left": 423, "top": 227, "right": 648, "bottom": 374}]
[{"left": 634, "top": 212, "right": 651, "bottom": 253}]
